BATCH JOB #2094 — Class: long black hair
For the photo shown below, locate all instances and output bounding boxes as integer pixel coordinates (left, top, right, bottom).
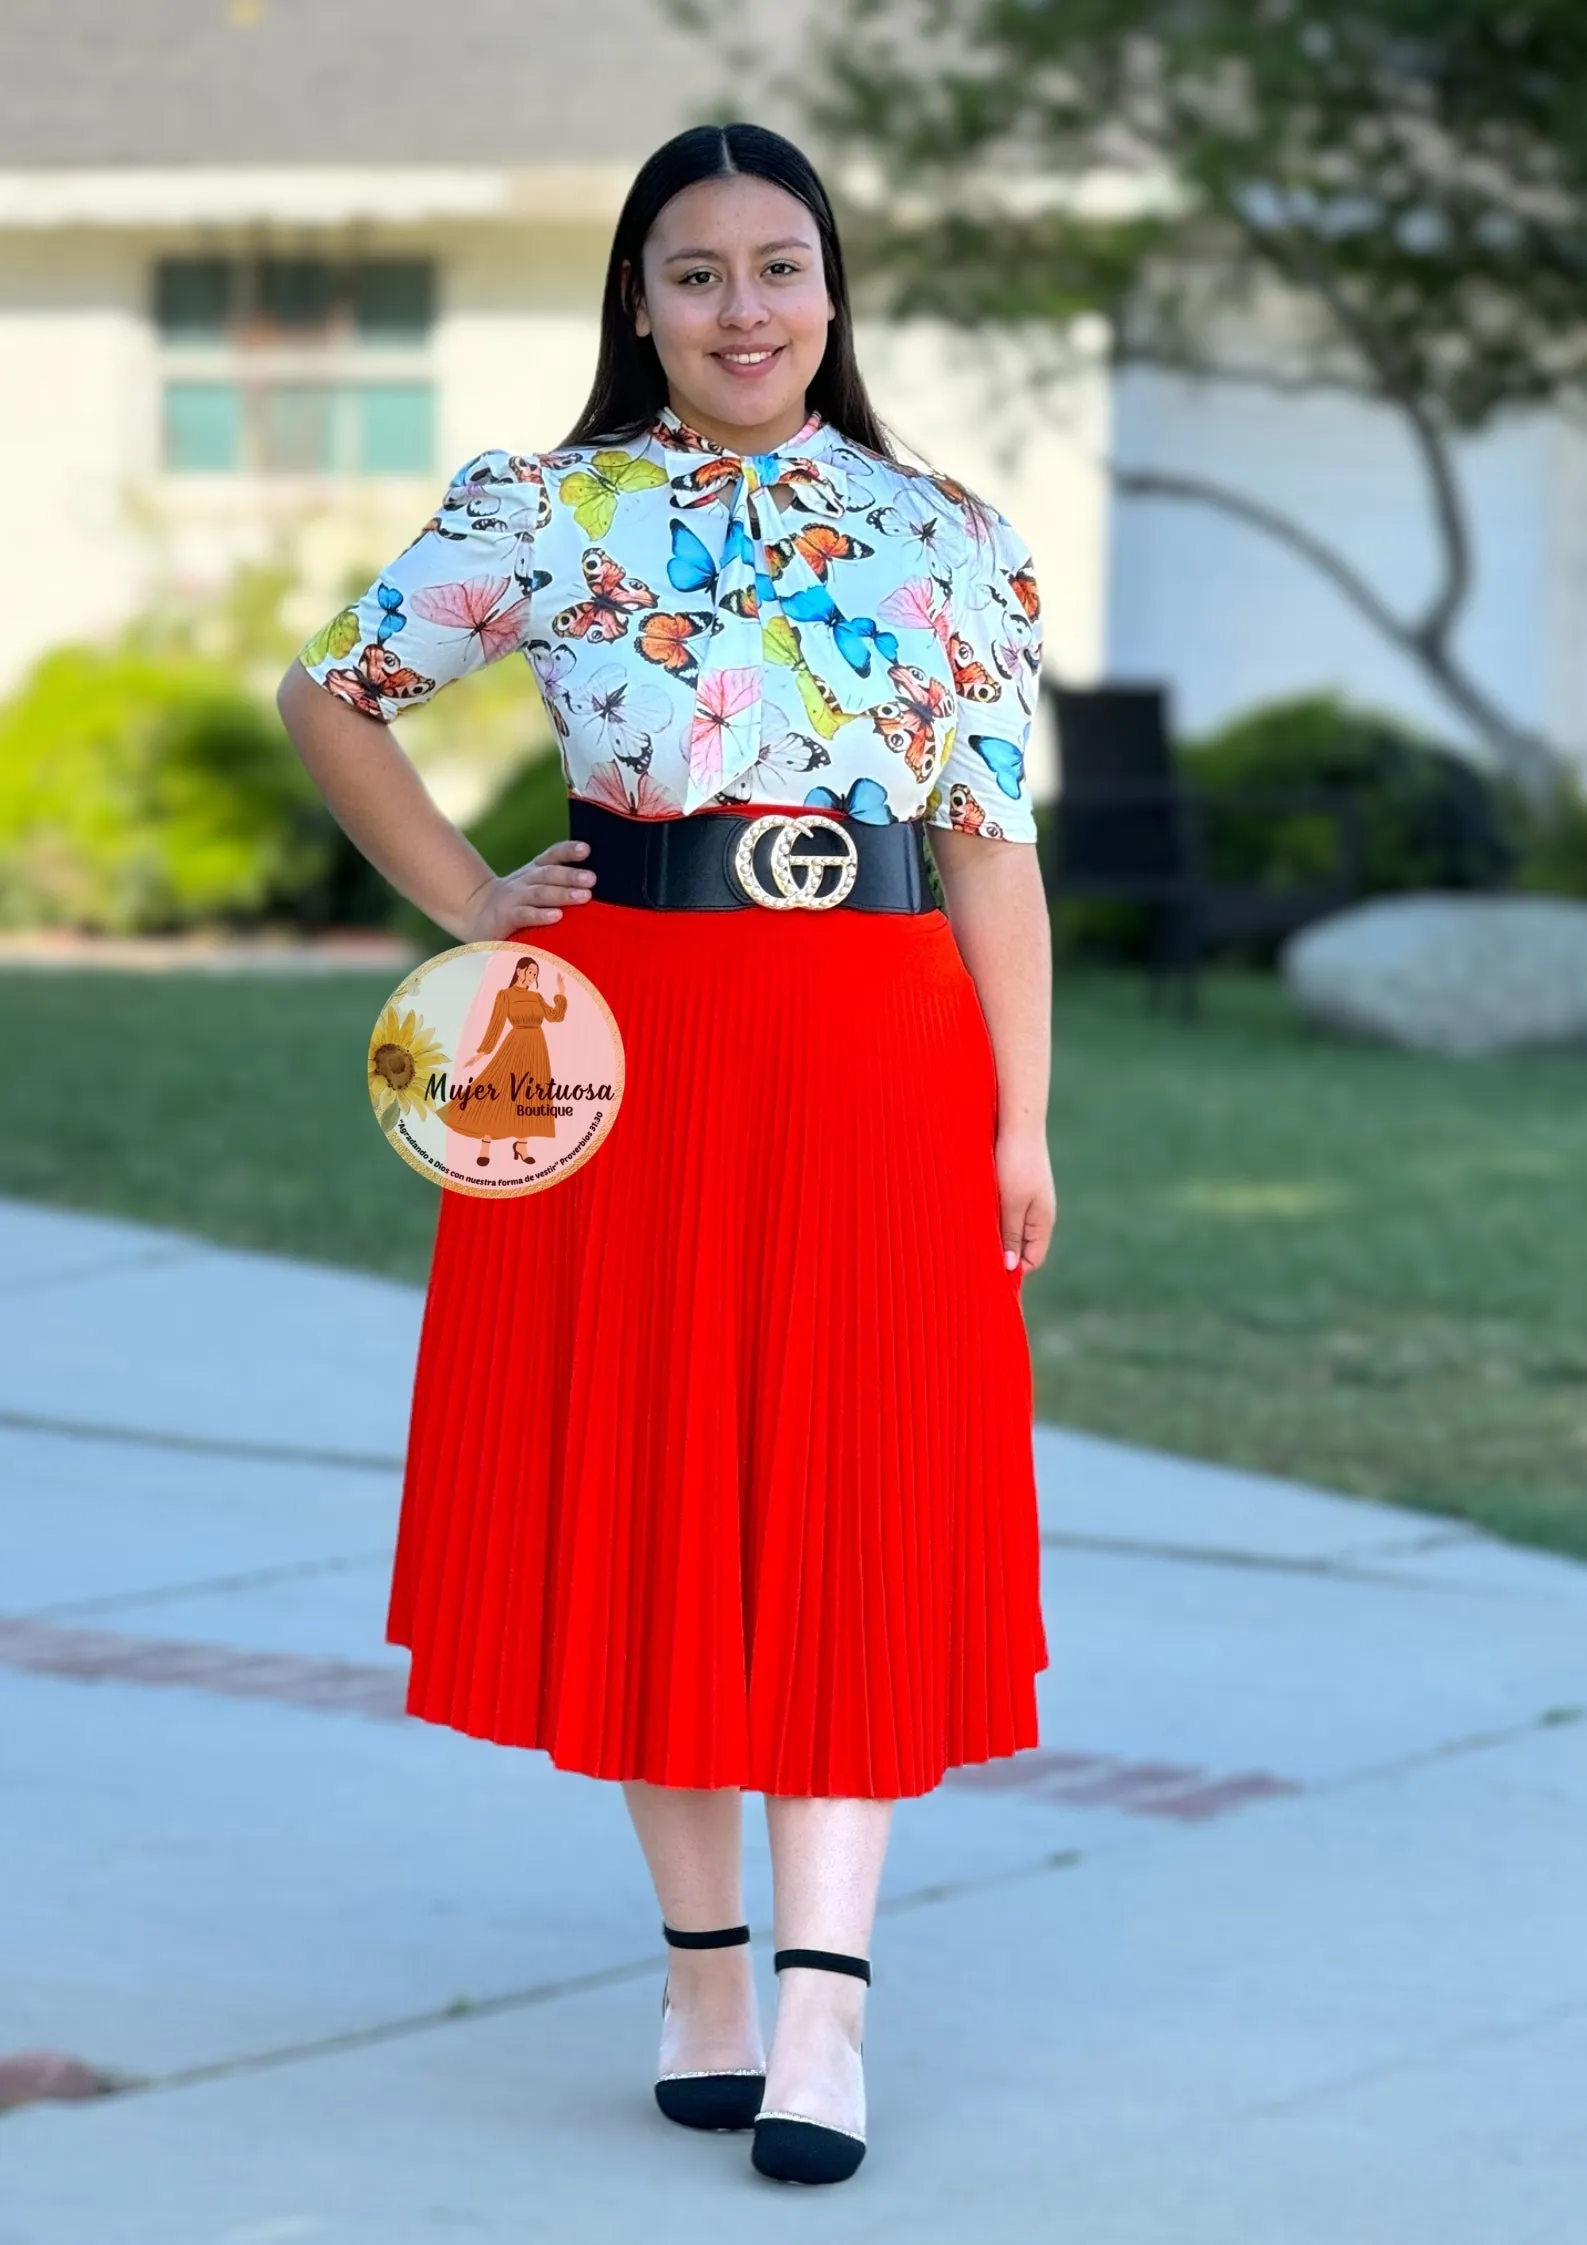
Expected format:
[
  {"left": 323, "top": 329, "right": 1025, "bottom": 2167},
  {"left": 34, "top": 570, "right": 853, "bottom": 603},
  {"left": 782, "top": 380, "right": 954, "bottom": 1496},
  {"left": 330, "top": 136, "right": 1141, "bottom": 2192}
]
[{"left": 554, "top": 121, "right": 998, "bottom": 538}]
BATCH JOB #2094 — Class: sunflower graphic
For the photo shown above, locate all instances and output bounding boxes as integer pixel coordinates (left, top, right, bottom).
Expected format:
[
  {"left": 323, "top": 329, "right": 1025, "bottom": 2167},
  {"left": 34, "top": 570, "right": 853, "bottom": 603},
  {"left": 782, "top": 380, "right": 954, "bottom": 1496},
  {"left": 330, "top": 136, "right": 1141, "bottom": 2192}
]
[{"left": 368, "top": 1004, "right": 448, "bottom": 1137}]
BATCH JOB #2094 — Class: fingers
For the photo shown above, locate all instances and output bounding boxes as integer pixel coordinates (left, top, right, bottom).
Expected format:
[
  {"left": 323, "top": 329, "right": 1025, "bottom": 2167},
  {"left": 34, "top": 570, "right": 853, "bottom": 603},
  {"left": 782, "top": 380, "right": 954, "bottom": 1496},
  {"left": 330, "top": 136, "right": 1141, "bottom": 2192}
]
[
  {"left": 1001, "top": 1190, "right": 1057, "bottom": 1274},
  {"left": 525, "top": 844, "right": 592, "bottom": 875},
  {"left": 512, "top": 866, "right": 595, "bottom": 899},
  {"left": 498, "top": 847, "right": 598, "bottom": 924}
]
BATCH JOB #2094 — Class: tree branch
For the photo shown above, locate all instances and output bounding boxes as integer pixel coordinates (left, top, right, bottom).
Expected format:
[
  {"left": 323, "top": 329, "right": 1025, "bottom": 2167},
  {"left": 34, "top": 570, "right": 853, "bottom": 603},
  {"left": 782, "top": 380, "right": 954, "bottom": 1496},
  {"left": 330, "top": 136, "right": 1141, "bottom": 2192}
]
[
  {"left": 1394, "top": 396, "right": 1473, "bottom": 648},
  {"left": 1236, "top": 217, "right": 1475, "bottom": 647},
  {"left": 1117, "top": 349, "right": 1380, "bottom": 403},
  {"left": 1110, "top": 463, "right": 1416, "bottom": 644},
  {"left": 1111, "top": 461, "right": 1562, "bottom": 807}
]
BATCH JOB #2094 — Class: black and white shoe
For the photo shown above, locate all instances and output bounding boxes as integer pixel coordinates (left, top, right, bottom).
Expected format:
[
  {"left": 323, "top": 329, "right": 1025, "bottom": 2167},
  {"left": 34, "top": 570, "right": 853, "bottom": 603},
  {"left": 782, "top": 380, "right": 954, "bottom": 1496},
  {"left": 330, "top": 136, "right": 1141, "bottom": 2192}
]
[
  {"left": 750, "top": 1947, "right": 870, "bottom": 2185},
  {"left": 653, "top": 1922, "right": 766, "bottom": 2133}
]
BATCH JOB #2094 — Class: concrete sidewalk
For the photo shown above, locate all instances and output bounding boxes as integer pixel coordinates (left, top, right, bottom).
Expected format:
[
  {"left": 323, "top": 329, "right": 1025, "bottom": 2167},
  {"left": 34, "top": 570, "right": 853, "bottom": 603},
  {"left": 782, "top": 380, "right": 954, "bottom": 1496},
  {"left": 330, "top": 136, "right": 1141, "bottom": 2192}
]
[{"left": 1, "top": 1193, "right": 1583, "bottom": 2243}]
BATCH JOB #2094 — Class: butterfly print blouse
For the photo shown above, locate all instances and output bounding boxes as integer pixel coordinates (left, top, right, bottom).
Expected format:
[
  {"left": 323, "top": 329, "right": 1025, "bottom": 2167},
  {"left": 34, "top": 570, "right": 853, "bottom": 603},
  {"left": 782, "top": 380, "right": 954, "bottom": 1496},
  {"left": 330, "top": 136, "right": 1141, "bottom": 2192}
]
[{"left": 297, "top": 402, "right": 1043, "bottom": 843}]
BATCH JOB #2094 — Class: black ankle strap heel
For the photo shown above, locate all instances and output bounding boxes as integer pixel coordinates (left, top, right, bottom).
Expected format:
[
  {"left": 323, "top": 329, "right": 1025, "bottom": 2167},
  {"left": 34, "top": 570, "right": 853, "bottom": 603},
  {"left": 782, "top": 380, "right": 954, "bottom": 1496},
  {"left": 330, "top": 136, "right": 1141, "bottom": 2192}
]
[
  {"left": 662, "top": 1921, "right": 751, "bottom": 1950},
  {"left": 751, "top": 1948, "right": 872, "bottom": 2186},
  {"left": 772, "top": 1946, "right": 871, "bottom": 1982},
  {"left": 653, "top": 1922, "right": 766, "bottom": 2134}
]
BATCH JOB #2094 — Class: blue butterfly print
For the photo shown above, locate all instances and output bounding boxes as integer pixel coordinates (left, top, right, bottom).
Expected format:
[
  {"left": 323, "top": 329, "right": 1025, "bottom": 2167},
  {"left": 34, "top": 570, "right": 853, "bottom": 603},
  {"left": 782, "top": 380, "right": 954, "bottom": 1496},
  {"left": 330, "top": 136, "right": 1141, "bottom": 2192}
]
[
  {"left": 375, "top": 582, "right": 407, "bottom": 644},
  {"left": 670, "top": 519, "right": 759, "bottom": 601},
  {"left": 970, "top": 733, "right": 1026, "bottom": 799},
  {"left": 806, "top": 775, "right": 896, "bottom": 825},
  {"left": 778, "top": 587, "right": 900, "bottom": 676}
]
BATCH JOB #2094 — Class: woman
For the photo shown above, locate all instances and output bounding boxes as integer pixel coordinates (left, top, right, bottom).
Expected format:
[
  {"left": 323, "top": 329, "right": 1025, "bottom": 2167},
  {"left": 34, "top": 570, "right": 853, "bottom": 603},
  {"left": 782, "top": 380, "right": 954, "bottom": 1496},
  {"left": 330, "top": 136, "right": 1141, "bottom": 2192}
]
[
  {"left": 277, "top": 120, "right": 1056, "bottom": 2189},
  {"left": 439, "top": 952, "right": 568, "bottom": 1168}
]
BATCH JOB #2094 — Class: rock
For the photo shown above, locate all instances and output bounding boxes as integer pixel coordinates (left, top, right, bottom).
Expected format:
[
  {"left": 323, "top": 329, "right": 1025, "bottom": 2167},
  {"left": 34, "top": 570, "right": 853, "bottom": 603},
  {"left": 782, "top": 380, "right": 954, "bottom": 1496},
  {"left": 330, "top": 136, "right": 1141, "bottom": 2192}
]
[
  {"left": 1281, "top": 894, "right": 1587, "bottom": 1057},
  {"left": 0, "top": 2050, "right": 108, "bottom": 2109}
]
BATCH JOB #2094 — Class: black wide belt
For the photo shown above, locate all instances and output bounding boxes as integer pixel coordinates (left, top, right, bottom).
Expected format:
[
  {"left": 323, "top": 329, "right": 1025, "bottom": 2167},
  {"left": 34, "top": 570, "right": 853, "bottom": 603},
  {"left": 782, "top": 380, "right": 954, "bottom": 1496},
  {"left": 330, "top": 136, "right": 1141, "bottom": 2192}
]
[{"left": 566, "top": 795, "right": 938, "bottom": 914}]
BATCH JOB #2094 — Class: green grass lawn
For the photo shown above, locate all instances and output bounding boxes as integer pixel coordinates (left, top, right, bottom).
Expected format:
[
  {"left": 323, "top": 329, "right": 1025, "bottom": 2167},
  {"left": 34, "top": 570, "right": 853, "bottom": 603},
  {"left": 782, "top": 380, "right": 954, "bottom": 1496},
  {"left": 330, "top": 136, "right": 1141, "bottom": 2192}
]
[{"left": 7, "top": 964, "right": 1585, "bottom": 1560}]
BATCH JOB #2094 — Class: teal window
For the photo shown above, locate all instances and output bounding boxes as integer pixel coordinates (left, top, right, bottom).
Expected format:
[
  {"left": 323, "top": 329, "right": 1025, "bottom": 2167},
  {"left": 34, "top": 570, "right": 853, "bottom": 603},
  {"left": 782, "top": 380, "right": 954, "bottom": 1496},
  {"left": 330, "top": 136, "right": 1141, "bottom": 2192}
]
[
  {"left": 163, "top": 380, "right": 435, "bottom": 475},
  {"left": 164, "top": 380, "right": 241, "bottom": 470},
  {"left": 260, "top": 382, "right": 338, "bottom": 473},
  {"left": 155, "top": 250, "right": 437, "bottom": 477},
  {"left": 356, "top": 381, "right": 433, "bottom": 472}
]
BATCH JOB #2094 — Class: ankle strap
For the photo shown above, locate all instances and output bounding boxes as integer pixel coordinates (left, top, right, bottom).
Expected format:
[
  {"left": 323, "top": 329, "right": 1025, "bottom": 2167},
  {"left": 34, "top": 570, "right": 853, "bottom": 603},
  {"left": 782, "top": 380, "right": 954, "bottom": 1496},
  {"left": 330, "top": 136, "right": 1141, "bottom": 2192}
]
[
  {"left": 661, "top": 1921, "right": 751, "bottom": 1949},
  {"left": 773, "top": 1946, "right": 872, "bottom": 1984}
]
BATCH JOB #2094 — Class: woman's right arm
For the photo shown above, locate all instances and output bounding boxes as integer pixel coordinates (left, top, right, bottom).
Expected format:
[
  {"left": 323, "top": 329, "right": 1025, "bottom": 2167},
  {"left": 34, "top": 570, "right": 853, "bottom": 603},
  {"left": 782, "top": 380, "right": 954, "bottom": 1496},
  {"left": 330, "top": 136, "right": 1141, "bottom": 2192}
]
[
  {"left": 275, "top": 665, "right": 592, "bottom": 944},
  {"left": 274, "top": 447, "right": 595, "bottom": 945}
]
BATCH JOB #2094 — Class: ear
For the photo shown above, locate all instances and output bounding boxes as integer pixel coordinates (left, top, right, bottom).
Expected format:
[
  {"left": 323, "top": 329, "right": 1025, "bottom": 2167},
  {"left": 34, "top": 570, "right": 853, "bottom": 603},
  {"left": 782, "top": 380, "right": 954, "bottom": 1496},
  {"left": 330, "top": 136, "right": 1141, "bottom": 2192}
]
[{"left": 622, "top": 258, "right": 650, "bottom": 337}]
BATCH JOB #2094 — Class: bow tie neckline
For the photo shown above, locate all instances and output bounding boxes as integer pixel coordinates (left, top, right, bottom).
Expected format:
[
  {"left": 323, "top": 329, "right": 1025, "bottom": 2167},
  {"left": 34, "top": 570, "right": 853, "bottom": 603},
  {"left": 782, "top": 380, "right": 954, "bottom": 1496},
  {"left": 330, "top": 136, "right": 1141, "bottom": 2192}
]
[{"left": 652, "top": 402, "right": 827, "bottom": 474}]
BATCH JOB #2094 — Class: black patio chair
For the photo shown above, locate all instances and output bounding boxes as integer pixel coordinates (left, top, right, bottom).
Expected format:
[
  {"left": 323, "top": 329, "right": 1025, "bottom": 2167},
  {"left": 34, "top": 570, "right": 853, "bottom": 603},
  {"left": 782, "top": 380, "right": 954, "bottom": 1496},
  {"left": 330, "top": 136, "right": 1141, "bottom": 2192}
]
[{"left": 1038, "top": 682, "right": 1365, "bottom": 1015}]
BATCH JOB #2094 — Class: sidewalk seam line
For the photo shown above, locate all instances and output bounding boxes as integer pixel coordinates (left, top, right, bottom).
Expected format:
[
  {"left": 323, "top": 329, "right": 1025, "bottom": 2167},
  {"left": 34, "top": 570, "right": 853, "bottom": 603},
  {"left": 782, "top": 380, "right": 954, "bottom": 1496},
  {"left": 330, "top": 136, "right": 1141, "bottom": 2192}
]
[
  {"left": 80, "top": 1854, "right": 1091, "bottom": 2105},
  {"left": 0, "top": 1410, "right": 403, "bottom": 1475},
  {"left": 33, "top": 1706, "right": 1581, "bottom": 2110}
]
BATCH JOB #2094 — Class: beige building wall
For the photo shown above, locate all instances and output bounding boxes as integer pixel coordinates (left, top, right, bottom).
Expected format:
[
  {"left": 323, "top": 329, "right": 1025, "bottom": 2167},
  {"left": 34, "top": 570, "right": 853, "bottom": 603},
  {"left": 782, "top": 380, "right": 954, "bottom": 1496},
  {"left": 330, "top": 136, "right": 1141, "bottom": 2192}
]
[
  {"left": 0, "top": 195, "right": 1110, "bottom": 815},
  {"left": 0, "top": 231, "right": 158, "bottom": 676}
]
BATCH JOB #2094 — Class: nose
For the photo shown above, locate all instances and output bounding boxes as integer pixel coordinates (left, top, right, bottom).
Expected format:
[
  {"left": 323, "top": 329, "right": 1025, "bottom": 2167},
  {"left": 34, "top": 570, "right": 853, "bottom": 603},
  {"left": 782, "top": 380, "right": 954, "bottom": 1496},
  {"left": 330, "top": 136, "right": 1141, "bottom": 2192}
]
[{"left": 717, "top": 274, "right": 773, "bottom": 326}]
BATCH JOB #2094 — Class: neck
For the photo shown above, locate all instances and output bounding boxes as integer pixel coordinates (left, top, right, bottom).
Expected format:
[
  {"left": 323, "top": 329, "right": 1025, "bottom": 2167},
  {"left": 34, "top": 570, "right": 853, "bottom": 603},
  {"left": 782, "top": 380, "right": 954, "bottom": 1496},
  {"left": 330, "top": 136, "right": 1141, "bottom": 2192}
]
[{"left": 664, "top": 391, "right": 814, "bottom": 455}]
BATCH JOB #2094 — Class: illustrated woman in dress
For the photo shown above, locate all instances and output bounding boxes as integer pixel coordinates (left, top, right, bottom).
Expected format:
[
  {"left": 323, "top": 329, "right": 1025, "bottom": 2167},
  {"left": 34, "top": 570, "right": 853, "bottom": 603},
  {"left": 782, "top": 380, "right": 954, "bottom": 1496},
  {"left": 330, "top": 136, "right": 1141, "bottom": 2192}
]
[
  {"left": 278, "top": 121, "right": 1056, "bottom": 2188},
  {"left": 439, "top": 953, "right": 568, "bottom": 1167}
]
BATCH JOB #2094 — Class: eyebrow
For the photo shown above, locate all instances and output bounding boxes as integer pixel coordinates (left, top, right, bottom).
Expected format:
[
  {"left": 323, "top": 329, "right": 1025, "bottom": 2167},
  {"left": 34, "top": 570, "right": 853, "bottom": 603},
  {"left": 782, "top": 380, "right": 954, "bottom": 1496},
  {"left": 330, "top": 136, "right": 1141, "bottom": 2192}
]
[{"left": 662, "top": 238, "right": 814, "bottom": 264}]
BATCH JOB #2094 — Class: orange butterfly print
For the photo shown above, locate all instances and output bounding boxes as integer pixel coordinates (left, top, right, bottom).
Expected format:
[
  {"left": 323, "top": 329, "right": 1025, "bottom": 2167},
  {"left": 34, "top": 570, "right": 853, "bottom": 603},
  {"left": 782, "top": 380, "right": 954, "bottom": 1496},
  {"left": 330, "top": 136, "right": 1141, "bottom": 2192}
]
[
  {"left": 869, "top": 660, "right": 954, "bottom": 781},
  {"left": 754, "top": 459, "right": 843, "bottom": 514},
  {"left": 552, "top": 548, "right": 659, "bottom": 643},
  {"left": 667, "top": 456, "right": 744, "bottom": 511},
  {"left": 947, "top": 633, "right": 1002, "bottom": 705},
  {"left": 652, "top": 420, "right": 711, "bottom": 459},
  {"left": 946, "top": 782, "right": 1005, "bottom": 839},
  {"left": 764, "top": 524, "right": 874, "bottom": 583},
  {"left": 323, "top": 642, "right": 435, "bottom": 720},
  {"left": 636, "top": 608, "right": 719, "bottom": 684},
  {"left": 1007, "top": 564, "right": 1041, "bottom": 623},
  {"left": 928, "top": 471, "right": 979, "bottom": 515}
]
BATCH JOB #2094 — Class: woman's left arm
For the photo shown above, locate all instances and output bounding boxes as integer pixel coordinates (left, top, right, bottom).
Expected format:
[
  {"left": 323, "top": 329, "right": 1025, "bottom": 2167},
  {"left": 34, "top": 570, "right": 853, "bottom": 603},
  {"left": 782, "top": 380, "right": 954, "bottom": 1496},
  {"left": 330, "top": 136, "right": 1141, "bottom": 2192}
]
[{"left": 929, "top": 831, "right": 1056, "bottom": 1275}]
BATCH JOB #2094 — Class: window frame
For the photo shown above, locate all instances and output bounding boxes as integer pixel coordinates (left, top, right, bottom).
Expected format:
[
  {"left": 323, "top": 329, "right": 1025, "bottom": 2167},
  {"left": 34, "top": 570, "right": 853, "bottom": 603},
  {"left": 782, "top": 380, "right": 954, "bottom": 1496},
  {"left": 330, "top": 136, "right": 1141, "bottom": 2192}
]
[{"left": 153, "top": 252, "right": 438, "bottom": 480}]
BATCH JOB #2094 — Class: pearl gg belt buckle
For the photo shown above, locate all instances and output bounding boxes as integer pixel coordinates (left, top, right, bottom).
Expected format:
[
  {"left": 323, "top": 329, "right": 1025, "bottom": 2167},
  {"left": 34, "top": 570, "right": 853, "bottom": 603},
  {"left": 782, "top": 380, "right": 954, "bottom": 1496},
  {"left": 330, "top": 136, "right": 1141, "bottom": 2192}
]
[{"left": 730, "top": 812, "right": 860, "bottom": 911}]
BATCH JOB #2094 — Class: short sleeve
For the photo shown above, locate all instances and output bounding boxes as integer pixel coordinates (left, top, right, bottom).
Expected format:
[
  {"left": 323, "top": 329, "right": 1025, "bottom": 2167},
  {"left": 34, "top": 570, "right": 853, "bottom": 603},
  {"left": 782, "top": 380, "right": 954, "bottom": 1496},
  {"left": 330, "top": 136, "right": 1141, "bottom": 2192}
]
[
  {"left": 295, "top": 448, "right": 546, "bottom": 722},
  {"left": 926, "top": 503, "right": 1043, "bottom": 845}
]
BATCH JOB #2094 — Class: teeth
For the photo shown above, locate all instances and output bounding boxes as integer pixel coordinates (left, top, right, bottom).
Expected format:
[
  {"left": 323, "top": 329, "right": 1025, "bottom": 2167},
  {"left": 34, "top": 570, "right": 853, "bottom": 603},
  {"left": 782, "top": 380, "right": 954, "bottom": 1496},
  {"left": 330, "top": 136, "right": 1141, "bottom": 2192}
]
[{"left": 719, "top": 349, "right": 778, "bottom": 364}]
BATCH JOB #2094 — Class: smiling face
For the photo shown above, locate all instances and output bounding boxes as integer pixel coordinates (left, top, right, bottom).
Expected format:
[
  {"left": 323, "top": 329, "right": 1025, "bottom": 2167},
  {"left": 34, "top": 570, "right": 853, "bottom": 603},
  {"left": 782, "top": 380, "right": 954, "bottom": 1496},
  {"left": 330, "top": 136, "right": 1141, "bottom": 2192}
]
[{"left": 625, "top": 174, "right": 836, "bottom": 454}]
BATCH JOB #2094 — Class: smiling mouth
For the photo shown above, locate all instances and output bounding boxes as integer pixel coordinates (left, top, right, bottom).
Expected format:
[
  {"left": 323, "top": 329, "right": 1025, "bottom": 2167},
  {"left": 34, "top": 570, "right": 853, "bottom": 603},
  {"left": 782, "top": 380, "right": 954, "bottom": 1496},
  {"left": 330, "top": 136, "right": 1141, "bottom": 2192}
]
[{"left": 712, "top": 345, "right": 785, "bottom": 367}]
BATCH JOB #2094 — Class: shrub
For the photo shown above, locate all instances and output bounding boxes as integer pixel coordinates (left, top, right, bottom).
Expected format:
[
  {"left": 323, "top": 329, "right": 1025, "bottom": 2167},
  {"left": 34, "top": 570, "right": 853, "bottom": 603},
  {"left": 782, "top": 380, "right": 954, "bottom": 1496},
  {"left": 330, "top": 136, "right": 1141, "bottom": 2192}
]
[
  {"left": 1182, "top": 693, "right": 1518, "bottom": 897},
  {"left": 1042, "top": 691, "right": 1527, "bottom": 967},
  {"left": 1513, "top": 779, "right": 1587, "bottom": 899},
  {"left": 0, "top": 642, "right": 332, "bottom": 933}
]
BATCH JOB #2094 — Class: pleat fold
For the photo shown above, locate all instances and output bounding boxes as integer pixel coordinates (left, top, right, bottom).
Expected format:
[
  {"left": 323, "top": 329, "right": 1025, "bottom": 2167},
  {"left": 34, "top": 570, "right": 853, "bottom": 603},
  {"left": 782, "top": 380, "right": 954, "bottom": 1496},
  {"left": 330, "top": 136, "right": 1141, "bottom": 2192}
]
[{"left": 387, "top": 851, "right": 1048, "bottom": 1798}]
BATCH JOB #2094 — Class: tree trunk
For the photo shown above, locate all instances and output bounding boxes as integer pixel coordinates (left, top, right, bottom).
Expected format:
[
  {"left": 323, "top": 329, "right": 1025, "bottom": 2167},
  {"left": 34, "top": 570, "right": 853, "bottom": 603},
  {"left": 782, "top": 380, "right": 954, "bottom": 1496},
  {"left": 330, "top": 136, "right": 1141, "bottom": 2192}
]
[{"left": 1112, "top": 465, "right": 1567, "bottom": 815}]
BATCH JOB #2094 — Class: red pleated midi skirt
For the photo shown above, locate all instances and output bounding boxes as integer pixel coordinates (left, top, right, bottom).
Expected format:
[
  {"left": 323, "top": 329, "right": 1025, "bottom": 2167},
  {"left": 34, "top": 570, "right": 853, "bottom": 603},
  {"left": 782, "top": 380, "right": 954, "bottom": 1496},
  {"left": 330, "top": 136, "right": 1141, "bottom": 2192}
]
[{"left": 388, "top": 841, "right": 1049, "bottom": 1799}]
